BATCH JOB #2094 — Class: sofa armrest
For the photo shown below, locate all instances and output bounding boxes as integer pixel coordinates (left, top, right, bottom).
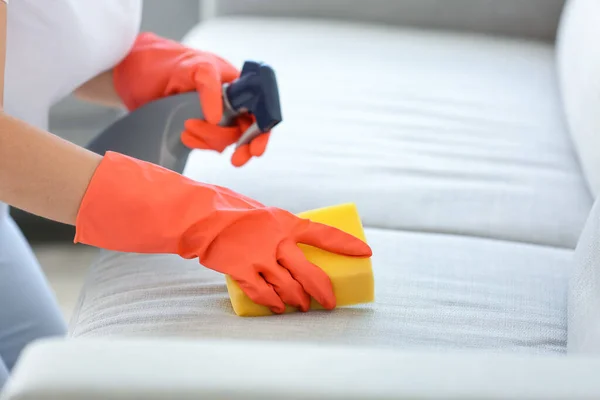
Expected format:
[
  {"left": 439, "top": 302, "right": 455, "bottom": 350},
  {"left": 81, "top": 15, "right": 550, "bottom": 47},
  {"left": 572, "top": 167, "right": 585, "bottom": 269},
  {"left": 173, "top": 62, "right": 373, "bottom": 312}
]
[
  {"left": 569, "top": 197, "right": 600, "bottom": 353},
  {"left": 200, "top": 0, "right": 565, "bottom": 41},
  {"left": 3, "top": 338, "right": 600, "bottom": 400}
]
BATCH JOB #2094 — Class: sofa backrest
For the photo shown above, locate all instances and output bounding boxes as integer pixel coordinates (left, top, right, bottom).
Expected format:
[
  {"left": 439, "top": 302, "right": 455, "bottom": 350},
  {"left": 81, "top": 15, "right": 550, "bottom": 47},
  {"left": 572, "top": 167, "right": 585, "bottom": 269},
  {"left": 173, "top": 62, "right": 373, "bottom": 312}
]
[
  {"left": 201, "top": 0, "right": 565, "bottom": 41},
  {"left": 556, "top": 0, "right": 600, "bottom": 199}
]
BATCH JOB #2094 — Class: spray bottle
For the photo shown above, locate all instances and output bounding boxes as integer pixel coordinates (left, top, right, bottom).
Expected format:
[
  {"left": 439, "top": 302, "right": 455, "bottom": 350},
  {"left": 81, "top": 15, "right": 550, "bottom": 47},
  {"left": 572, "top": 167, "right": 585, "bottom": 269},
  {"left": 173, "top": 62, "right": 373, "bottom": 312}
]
[{"left": 87, "top": 60, "right": 282, "bottom": 174}]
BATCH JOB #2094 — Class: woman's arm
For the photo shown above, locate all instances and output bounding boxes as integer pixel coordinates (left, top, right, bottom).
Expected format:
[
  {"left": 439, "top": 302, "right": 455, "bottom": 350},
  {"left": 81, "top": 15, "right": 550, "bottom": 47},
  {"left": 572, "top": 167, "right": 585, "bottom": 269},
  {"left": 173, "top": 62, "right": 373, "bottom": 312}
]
[
  {"left": 0, "top": 114, "right": 102, "bottom": 225},
  {"left": 0, "top": 2, "right": 102, "bottom": 225},
  {"left": 73, "top": 69, "right": 124, "bottom": 108}
]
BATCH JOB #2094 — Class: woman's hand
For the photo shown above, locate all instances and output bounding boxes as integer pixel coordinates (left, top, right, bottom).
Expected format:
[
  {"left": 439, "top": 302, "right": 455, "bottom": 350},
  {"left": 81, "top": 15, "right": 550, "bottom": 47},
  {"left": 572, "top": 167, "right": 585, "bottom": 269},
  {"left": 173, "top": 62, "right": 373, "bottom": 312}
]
[
  {"left": 181, "top": 114, "right": 270, "bottom": 167},
  {"left": 75, "top": 152, "right": 372, "bottom": 313},
  {"left": 112, "top": 32, "right": 269, "bottom": 167},
  {"left": 196, "top": 206, "right": 370, "bottom": 313}
]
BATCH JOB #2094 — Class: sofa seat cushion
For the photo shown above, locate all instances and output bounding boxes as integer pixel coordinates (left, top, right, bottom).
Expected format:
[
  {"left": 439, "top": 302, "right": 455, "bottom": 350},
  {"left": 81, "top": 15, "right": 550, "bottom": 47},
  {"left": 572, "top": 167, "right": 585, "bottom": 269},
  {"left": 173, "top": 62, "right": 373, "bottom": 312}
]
[
  {"left": 69, "top": 229, "right": 571, "bottom": 355},
  {"left": 180, "top": 17, "right": 592, "bottom": 249}
]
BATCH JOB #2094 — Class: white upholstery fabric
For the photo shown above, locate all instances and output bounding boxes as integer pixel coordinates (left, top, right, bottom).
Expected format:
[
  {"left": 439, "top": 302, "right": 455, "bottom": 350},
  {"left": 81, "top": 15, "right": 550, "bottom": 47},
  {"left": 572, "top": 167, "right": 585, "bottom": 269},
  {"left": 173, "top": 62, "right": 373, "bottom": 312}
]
[
  {"left": 568, "top": 198, "right": 600, "bottom": 353},
  {"left": 556, "top": 0, "right": 600, "bottom": 198},
  {"left": 69, "top": 229, "right": 571, "bottom": 355},
  {"left": 182, "top": 17, "right": 592, "bottom": 248},
  {"left": 6, "top": 338, "right": 600, "bottom": 400}
]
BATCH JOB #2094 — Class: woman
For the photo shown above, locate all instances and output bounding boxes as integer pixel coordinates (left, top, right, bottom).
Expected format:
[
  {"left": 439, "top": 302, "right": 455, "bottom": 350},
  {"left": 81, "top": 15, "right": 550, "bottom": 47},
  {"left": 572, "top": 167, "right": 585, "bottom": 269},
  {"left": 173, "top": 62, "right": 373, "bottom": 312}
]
[{"left": 0, "top": 0, "right": 372, "bottom": 387}]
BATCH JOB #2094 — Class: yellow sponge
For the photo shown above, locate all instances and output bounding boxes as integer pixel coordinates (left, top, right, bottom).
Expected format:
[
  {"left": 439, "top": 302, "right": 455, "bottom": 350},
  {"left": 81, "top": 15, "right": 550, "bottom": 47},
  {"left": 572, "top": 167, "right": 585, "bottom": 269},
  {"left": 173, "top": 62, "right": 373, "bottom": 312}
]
[{"left": 225, "top": 203, "right": 374, "bottom": 317}]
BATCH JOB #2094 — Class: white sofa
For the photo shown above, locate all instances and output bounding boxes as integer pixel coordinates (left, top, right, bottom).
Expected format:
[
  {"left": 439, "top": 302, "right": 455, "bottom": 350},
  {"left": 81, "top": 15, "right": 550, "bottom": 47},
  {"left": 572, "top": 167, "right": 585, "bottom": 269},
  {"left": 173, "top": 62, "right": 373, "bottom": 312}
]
[{"left": 3, "top": 0, "right": 600, "bottom": 398}]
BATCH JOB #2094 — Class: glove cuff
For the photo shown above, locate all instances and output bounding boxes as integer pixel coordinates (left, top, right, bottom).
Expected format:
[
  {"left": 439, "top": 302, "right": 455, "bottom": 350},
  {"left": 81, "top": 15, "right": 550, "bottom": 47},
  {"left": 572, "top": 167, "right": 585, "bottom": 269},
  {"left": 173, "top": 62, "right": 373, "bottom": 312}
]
[
  {"left": 74, "top": 152, "right": 262, "bottom": 257},
  {"left": 74, "top": 151, "right": 191, "bottom": 253}
]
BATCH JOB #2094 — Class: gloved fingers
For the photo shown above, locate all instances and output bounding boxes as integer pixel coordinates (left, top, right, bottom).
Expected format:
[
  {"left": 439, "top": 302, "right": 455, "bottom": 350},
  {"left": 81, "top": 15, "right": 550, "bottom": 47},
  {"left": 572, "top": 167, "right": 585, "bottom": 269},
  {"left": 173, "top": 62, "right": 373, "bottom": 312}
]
[
  {"left": 236, "top": 272, "right": 286, "bottom": 314},
  {"left": 296, "top": 221, "right": 373, "bottom": 258},
  {"left": 193, "top": 62, "right": 223, "bottom": 125},
  {"left": 249, "top": 132, "right": 270, "bottom": 157},
  {"left": 237, "top": 114, "right": 255, "bottom": 132},
  {"left": 214, "top": 56, "right": 241, "bottom": 83},
  {"left": 259, "top": 263, "right": 311, "bottom": 312},
  {"left": 230, "top": 136, "right": 270, "bottom": 167},
  {"left": 230, "top": 120, "right": 270, "bottom": 166},
  {"left": 231, "top": 145, "right": 252, "bottom": 167},
  {"left": 180, "top": 129, "right": 212, "bottom": 150},
  {"left": 277, "top": 240, "right": 336, "bottom": 310},
  {"left": 182, "top": 119, "right": 240, "bottom": 152}
]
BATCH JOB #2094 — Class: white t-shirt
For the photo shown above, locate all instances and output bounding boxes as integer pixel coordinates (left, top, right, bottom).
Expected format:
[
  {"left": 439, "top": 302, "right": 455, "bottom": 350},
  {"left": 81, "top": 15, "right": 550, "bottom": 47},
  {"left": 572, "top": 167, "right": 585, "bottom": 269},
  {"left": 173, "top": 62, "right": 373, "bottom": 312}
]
[{"left": 3, "top": 0, "right": 142, "bottom": 129}]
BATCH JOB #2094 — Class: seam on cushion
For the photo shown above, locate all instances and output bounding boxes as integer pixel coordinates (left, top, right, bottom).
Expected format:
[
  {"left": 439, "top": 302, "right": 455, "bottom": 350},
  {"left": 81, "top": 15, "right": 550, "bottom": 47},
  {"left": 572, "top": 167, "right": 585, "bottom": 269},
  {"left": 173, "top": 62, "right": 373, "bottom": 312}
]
[
  {"left": 67, "top": 282, "right": 87, "bottom": 337},
  {"left": 362, "top": 225, "right": 575, "bottom": 252},
  {"left": 66, "top": 251, "right": 98, "bottom": 337}
]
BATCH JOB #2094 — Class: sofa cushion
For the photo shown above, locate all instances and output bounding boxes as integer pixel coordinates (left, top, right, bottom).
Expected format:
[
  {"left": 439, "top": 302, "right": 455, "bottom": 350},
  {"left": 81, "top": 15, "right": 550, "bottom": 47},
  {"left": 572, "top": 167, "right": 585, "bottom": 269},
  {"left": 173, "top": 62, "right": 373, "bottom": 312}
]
[
  {"left": 556, "top": 0, "right": 600, "bottom": 198},
  {"left": 69, "top": 229, "right": 571, "bottom": 355},
  {"left": 181, "top": 17, "right": 592, "bottom": 248}
]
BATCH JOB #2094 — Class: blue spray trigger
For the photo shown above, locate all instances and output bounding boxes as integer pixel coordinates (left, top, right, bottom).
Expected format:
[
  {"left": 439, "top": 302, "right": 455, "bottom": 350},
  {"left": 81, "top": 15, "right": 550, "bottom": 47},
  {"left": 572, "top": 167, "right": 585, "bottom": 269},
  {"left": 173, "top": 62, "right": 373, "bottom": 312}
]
[{"left": 225, "top": 61, "right": 282, "bottom": 133}]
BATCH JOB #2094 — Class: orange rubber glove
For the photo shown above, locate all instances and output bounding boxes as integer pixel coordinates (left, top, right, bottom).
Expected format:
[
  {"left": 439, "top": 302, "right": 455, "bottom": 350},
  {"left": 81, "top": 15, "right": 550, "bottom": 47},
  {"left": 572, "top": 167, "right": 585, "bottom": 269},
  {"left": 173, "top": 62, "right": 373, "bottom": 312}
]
[
  {"left": 181, "top": 114, "right": 270, "bottom": 168},
  {"left": 113, "top": 32, "right": 269, "bottom": 167},
  {"left": 74, "top": 152, "right": 372, "bottom": 313}
]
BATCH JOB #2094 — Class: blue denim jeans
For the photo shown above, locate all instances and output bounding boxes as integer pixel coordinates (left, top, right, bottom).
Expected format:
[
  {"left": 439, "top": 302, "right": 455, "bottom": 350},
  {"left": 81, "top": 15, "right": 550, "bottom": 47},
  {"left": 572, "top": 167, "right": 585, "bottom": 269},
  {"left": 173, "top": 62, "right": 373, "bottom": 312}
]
[{"left": 0, "top": 203, "right": 66, "bottom": 389}]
